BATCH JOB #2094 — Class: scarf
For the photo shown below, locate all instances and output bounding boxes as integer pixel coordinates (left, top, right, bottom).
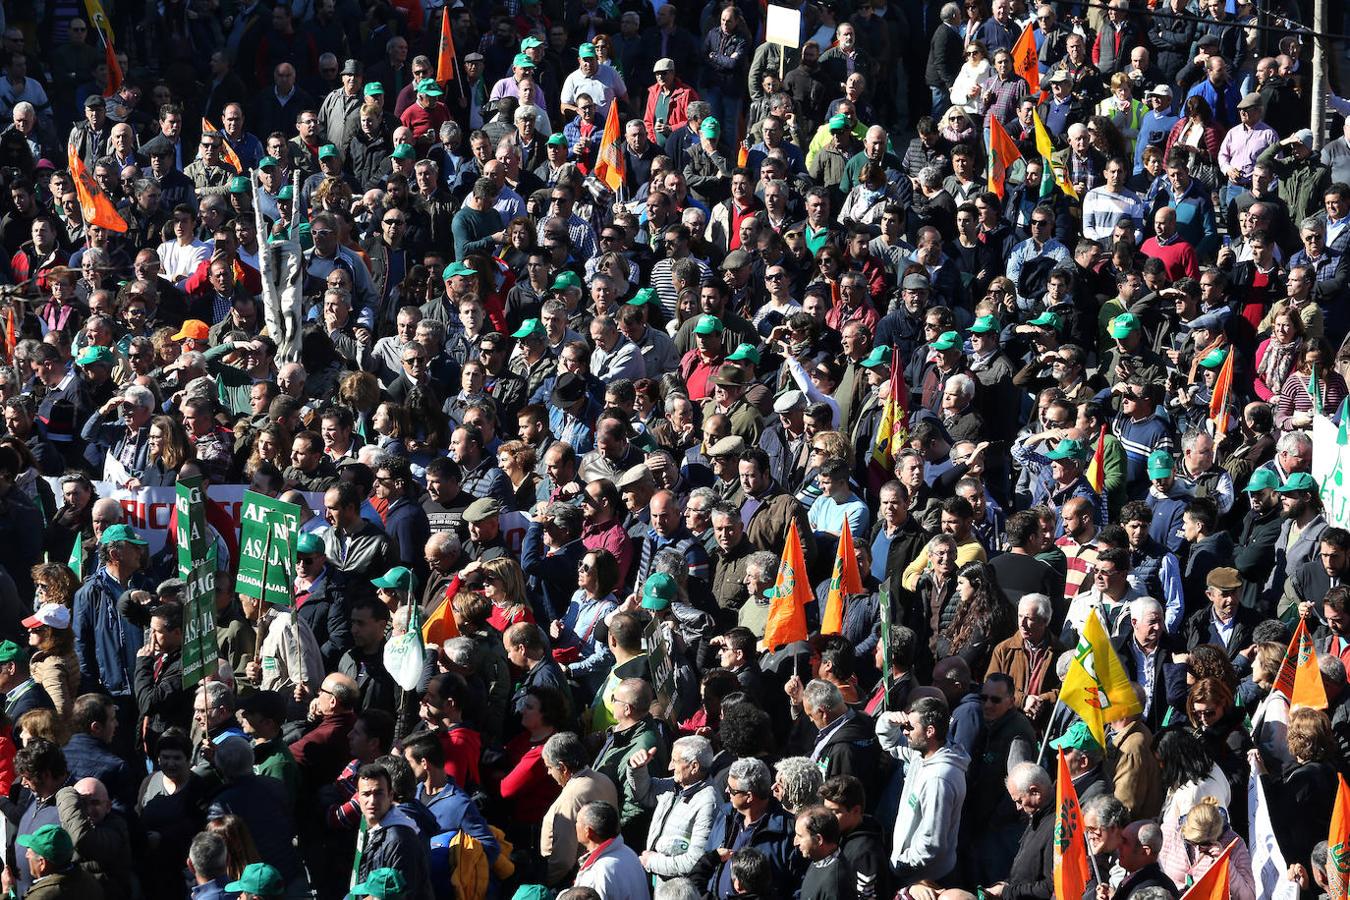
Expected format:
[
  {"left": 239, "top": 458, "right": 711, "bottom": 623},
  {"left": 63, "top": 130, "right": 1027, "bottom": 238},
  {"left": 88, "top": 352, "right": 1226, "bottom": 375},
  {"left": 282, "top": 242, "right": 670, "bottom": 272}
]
[{"left": 1257, "top": 336, "right": 1301, "bottom": 392}]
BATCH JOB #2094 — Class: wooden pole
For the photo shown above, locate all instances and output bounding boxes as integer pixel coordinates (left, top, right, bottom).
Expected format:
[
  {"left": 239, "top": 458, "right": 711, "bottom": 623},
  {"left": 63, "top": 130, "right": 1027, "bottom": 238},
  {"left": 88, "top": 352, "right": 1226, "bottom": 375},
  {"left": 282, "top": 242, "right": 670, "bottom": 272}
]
[{"left": 1312, "top": 0, "right": 1328, "bottom": 151}]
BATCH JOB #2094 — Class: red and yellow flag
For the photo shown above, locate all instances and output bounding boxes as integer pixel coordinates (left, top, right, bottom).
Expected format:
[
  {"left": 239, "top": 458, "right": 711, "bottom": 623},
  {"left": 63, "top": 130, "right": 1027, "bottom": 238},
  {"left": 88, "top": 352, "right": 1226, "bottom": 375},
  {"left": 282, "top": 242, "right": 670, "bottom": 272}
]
[
  {"left": 867, "top": 347, "right": 909, "bottom": 493},
  {"left": 1085, "top": 425, "right": 1107, "bottom": 494},
  {"left": 102, "top": 38, "right": 122, "bottom": 97},
  {"left": 761, "top": 519, "right": 812, "bottom": 651},
  {"left": 987, "top": 116, "right": 1022, "bottom": 200},
  {"left": 1010, "top": 23, "right": 1040, "bottom": 95},
  {"left": 422, "top": 592, "right": 461, "bottom": 648},
  {"left": 1180, "top": 839, "right": 1236, "bottom": 900},
  {"left": 67, "top": 144, "right": 127, "bottom": 232},
  {"left": 1208, "top": 347, "right": 1236, "bottom": 434},
  {"left": 436, "top": 7, "right": 457, "bottom": 83},
  {"left": 592, "top": 99, "right": 626, "bottom": 192},
  {"left": 1274, "top": 617, "right": 1328, "bottom": 710},
  {"left": 1053, "top": 748, "right": 1091, "bottom": 900},
  {"left": 1328, "top": 776, "right": 1350, "bottom": 900},
  {"left": 821, "top": 523, "right": 863, "bottom": 635},
  {"left": 202, "top": 119, "right": 243, "bottom": 173}
]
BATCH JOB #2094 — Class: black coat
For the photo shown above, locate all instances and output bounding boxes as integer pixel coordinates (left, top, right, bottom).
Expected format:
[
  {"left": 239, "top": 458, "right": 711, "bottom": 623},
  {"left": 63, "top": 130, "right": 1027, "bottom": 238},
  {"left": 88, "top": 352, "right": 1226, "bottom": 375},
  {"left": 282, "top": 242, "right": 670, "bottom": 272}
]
[
  {"left": 1004, "top": 804, "right": 1055, "bottom": 900},
  {"left": 295, "top": 569, "right": 353, "bottom": 670},
  {"left": 813, "top": 711, "right": 883, "bottom": 803},
  {"left": 1181, "top": 603, "right": 1262, "bottom": 663},
  {"left": 1263, "top": 760, "right": 1338, "bottom": 875},
  {"left": 1115, "top": 862, "right": 1179, "bottom": 899},
  {"left": 925, "top": 23, "right": 963, "bottom": 89}
]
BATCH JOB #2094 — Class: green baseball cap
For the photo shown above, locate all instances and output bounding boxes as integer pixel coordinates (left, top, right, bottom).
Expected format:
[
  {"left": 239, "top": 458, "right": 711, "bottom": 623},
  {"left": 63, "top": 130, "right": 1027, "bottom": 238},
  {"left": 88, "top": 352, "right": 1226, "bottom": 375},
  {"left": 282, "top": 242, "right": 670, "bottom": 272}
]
[
  {"left": 257, "top": 155, "right": 279, "bottom": 169},
  {"left": 318, "top": 144, "right": 339, "bottom": 160},
  {"left": 1050, "top": 721, "right": 1102, "bottom": 754},
  {"left": 1198, "top": 347, "right": 1228, "bottom": 369},
  {"left": 828, "top": 113, "right": 850, "bottom": 131},
  {"left": 641, "top": 572, "right": 678, "bottom": 611},
  {"left": 700, "top": 117, "right": 721, "bottom": 139},
  {"left": 76, "top": 345, "right": 116, "bottom": 367},
  {"left": 1275, "top": 472, "right": 1317, "bottom": 493},
  {"left": 228, "top": 175, "right": 251, "bottom": 194},
  {"left": 99, "top": 523, "right": 148, "bottom": 546},
  {"left": 416, "top": 78, "right": 444, "bottom": 97},
  {"left": 1147, "top": 449, "right": 1175, "bottom": 480},
  {"left": 546, "top": 133, "right": 568, "bottom": 147},
  {"left": 225, "top": 862, "right": 285, "bottom": 898},
  {"left": 0, "top": 641, "right": 26, "bottom": 664},
  {"left": 551, "top": 270, "right": 582, "bottom": 291},
  {"left": 578, "top": 42, "right": 597, "bottom": 59},
  {"left": 520, "top": 36, "right": 544, "bottom": 51},
  {"left": 371, "top": 566, "right": 418, "bottom": 593},
  {"left": 726, "top": 343, "right": 761, "bottom": 365},
  {"left": 930, "top": 330, "right": 961, "bottom": 351},
  {"left": 17, "top": 825, "right": 74, "bottom": 868},
  {"left": 276, "top": 185, "right": 295, "bottom": 201},
  {"left": 512, "top": 53, "right": 536, "bottom": 69},
  {"left": 1108, "top": 312, "right": 1140, "bottom": 340},
  {"left": 1244, "top": 468, "right": 1281, "bottom": 493},
  {"left": 860, "top": 345, "right": 892, "bottom": 370},
  {"left": 626, "top": 287, "right": 658, "bottom": 307},
  {"left": 443, "top": 261, "right": 478, "bottom": 279},
  {"left": 351, "top": 867, "right": 408, "bottom": 900},
  {"left": 390, "top": 144, "right": 415, "bottom": 161},
  {"left": 969, "top": 314, "right": 1000, "bottom": 334},
  {"left": 296, "top": 532, "right": 324, "bottom": 555},
  {"left": 512, "top": 318, "right": 545, "bottom": 340},
  {"left": 692, "top": 314, "right": 724, "bottom": 335},
  {"left": 1045, "top": 438, "right": 1087, "bottom": 461},
  {"left": 364, "top": 82, "right": 385, "bottom": 96},
  {"left": 1027, "top": 310, "right": 1062, "bottom": 330}
]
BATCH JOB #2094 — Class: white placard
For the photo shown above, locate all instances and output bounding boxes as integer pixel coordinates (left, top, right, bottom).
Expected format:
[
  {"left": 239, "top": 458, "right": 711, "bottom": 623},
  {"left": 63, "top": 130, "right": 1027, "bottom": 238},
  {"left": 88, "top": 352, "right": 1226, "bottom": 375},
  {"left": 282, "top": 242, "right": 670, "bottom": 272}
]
[{"left": 765, "top": 5, "right": 802, "bottom": 48}]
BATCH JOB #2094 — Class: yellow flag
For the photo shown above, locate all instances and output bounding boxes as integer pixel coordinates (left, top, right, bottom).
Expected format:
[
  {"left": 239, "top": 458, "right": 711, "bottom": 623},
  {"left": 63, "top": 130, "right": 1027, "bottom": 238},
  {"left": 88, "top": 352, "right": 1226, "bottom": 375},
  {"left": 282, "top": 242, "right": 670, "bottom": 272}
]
[
  {"left": 1032, "top": 109, "right": 1078, "bottom": 200},
  {"left": 83, "top": 0, "right": 114, "bottom": 42},
  {"left": 1059, "top": 608, "right": 1141, "bottom": 748}
]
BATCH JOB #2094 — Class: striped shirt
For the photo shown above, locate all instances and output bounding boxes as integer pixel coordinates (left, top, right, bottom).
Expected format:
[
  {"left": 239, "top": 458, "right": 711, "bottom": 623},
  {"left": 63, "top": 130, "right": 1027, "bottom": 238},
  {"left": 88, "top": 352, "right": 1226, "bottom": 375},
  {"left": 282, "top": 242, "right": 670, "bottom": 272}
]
[{"left": 1054, "top": 533, "right": 1100, "bottom": 600}]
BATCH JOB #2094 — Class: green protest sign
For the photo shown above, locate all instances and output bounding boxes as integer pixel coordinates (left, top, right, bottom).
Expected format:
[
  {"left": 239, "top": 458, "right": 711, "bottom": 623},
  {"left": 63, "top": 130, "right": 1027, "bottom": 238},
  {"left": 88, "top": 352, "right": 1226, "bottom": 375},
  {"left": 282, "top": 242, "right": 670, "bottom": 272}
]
[
  {"left": 176, "top": 477, "right": 218, "bottom": 688},
  {"left": 236, "top": 491, "right": 301, "bottom": 607},
  {"left": 645, "top": 617, "right": 677, "bottom": 722},
  {"left": 176, "top": 475, "right": 208, "bottom": 580}
]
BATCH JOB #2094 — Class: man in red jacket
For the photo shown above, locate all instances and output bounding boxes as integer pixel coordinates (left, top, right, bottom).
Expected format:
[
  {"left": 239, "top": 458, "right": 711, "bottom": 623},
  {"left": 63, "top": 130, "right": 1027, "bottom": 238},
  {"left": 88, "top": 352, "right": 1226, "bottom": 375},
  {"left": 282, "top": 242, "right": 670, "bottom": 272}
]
[{"left": 644, "top": 58, "right": 699, "bottom": 144}]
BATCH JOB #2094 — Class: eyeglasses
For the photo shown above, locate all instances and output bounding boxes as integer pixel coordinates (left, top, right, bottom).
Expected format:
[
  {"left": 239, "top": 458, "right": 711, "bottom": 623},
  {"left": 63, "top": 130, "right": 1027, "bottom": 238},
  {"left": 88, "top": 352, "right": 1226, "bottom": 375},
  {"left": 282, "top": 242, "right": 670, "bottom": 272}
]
[
  {"left": 383, "top": 217, "right": 405, "bottom": 226},
  {"left": 726, "top": 787, "right": 751, "bottom": 798},
  {"left": 765, "top": 272, "right": 785, "bottom": 280},
  {"left": 1031, "top": 219, "right": 1051, "bottom": 228},
  {"left": 578, "top": 561, "right": 594, "bottom": 572},
  {"left": 403, "top": 357, "right": 426, "bottom": 366}
]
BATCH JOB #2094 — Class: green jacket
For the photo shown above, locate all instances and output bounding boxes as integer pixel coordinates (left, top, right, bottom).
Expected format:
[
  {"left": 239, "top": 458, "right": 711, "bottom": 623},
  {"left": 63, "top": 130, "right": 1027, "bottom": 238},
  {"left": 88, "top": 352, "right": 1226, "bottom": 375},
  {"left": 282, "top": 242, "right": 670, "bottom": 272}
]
[
  {"left": 203, "top": 341, "right": 257, "bottom": 416},
  {"left": 592, "top": 716, "right": 668, "bottom": 843},
  {"left": 1257, "top": 142, "right": 1331, "bottom": 223},
  {"left": 253, "top": 737, "right": 302, "bottom": 810}
]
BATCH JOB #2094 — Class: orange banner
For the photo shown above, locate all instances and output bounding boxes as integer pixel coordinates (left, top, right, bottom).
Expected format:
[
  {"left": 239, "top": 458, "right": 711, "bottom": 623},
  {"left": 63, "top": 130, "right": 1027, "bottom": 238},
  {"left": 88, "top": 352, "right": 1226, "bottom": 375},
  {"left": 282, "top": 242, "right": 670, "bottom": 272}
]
[
  {"left": 68, "top": 144, "right": 127, "bottom": 232},
  {"left": 761, "top": 519, "right": 811, "bottom": 651},
  {"left": 592, "top": 99, "right": 625, "bottom": 192}
]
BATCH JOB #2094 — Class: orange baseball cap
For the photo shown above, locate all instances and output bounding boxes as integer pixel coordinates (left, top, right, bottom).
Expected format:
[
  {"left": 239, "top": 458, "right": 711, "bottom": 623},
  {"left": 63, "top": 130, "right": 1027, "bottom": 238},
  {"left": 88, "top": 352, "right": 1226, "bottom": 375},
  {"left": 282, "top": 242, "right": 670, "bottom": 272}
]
[{"left": 171, "top": 320, "right": 210, "bottom": 341}]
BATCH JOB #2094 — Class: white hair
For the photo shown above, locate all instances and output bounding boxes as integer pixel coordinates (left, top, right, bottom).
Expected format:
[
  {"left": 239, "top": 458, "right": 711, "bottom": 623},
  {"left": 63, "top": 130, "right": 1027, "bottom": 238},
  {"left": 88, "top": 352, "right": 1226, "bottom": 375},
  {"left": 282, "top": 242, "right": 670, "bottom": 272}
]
[
  {"left": 1007, "top": 761, "right": 1052, "bottom": 793},
  {"left": 1129, "top": 596, "right": 1164, "bottom": 622},
  {"left": 670, "top": 735, "right": 714, "bottom": 770},
  {"left": 945, "top": 373, "right": 976, "bottom": 402},
  {"left": 122, "top": 384, "right": 155, "bottom": 411},
  {"left": 1018, "top": 593, "right": 1052, "bottom": 623}
]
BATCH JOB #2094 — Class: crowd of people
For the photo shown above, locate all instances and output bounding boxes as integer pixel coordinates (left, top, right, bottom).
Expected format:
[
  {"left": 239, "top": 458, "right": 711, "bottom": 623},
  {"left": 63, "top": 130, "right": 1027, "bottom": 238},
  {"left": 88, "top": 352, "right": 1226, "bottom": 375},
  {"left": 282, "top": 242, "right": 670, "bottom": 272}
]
[{"left": 0, "top": 0, "right": 1349, "bottom": 898}]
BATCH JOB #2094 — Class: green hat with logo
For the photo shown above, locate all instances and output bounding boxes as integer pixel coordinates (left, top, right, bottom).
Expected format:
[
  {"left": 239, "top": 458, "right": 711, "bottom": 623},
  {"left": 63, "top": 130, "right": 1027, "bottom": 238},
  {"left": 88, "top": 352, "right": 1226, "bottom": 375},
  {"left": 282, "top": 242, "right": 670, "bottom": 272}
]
[
  {"left": 225, "top": 862, "right": 285, "bottom": 897},
  {"left": 296, "top": 532, "right": 324, "bottom": 555},
  {"left": 512, "top": 53, "right": 536, "bottom": 69},
  {"left": 1275, "top": 472, "right": 1317, "bottom": 493},
  {"left": 1147, "top": 449, "right": 1175, "bottom": 480},
  {"left": 546, "top": 133, "right": 568, "bottom": 147},
  {"left": 1108, "top": 312, "right": 1140, "bottom": 340},
  {"left": 828, "top": 113, "right": 850, "bottom": 131},
  {"left": 318, "top": 144, "right": 340, "bottom": 160},
  {"left": 1198, "top": 347, "right": 1229, "bottom": 369},
  {"left": 364, "top": 82, "right": 385, "bottom": 96},
  {"left": 551, "top": 270, "right": 582, "bottom": 291},
  {"left": 1027, "top": 310, "right": 1062, "bottom": 330},
  {"left": 700, "top": 117, "right": 721, "bottom": 139},
  {"left": 76, "top": 345, "right": 116, "bottom": 368},
  {"left": 443, "top": 261, "right": 478, "bottom": 280},
  {"left": 257, "top": 155, "right": 279, "bottom": 169},
  {"left": 860, "top": 345, "right": 892, "bottom": 370},
  {"left": 692, "top": 314, "right": 724, "bottom": 335},
  {"left": 1045, "top": 438, "right": 1088, "bottom": 461},
  {"left": 930, "top": 330, "right": 961, "bottom": 351},
  {"left": 228, "top": 175, "right": 251, "bottom": 194},
  {"left": 371, "top": 566, "right": 417, "bottom": 592},
  {"left": 415, "top": 78, "right": 444, "bottom": 97},
  {"left": 726, "top": 343, "right": 760, "bottom": 365},
  {"left": 512, "top": 318, "right": 545, "bottom": 340},
  {"left": 0, "top": 641, "right": 26, "bottom": 664},
  {"left": 520, "top": 36, "right": 544, "bottom": 51},
  {"left": 99, "top": 523, "right": 148, "bottom": 546},
  {"left": 626, "top": 287, "right": 658, "bottom": 307},
  {"left": 641, "top": 572, "right": 678, "bottom": 611},
  {"left": 1050, "top": 720, "right": 1103, "bottom": 754},
  {"left": 391, "top": 144, "right": 415, "bottom": 161},
  {"left": 578, "top": 42, "right": 598, "bottom": 59},
  {"left": 1244, "top": 468, "right": 1281, "bottom": 493},
  {"left": 351, "top": 867, "right": 408, "bottom": 900},
  {"left": 17, "top": 825, "right": 74, "bottom": 868},
  {"left": 969, "top": 314, "right": 1000, "bottom": 334},
  {"left": 276, "top": 185, "right": 295, "bottom": 201}
]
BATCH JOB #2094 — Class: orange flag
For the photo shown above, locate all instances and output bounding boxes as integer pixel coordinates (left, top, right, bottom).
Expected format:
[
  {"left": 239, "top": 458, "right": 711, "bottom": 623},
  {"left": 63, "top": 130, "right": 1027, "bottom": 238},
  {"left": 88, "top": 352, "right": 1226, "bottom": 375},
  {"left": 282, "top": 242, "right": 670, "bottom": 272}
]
[
  {"left": 1053, "top": 748, "right": 1091, "bottom": 900},
  {"left": 736, "top": 109, "right": 749, "bottom": 168},
  {"left": 422, "top": 592, "right": 461, "bottom": 648},
  {"left": 3, "top": 307, "right": 14, "bottom": 363},
  {"left": 102, "top": 37, "right": 122, "bottom": 97},
  {"left": 821, "top": 523, "right": 863, "bottom": 635},
  {"left": 987, "top": 116, "right": 1022, "bottom": 200},
  {"left": 1208, "top": 347, "right": 1235, "bottom": 434},
  {"left": 1010, "top": 23, "right": 1040, "bottom": 95},
  {"left": 67, "top": 144, "right": 127, "bottom": 232},
  {"left": 761, "top": 519, "right": 811, "bottom": 651},
  {"left": 1273, "top": 617, "right": 1328, "bottom": 710},
  {"left": 1179, "top": 838, "right": 1236, "bottom": 900},
  {"left": 592, "top": 99, "right": 625, "bottom": 192},
  {"left": 1328, "top": 776, "right": 1350, "bottom": 900},
  {"left": 202, "top": 119, "right": 243, "bottom": 173},
  {"left": 436, "top": 7, "right": 457, "bottom": 83},
  {"left": 1085, "top": 425, "right": 1107, "bottom": 493}
]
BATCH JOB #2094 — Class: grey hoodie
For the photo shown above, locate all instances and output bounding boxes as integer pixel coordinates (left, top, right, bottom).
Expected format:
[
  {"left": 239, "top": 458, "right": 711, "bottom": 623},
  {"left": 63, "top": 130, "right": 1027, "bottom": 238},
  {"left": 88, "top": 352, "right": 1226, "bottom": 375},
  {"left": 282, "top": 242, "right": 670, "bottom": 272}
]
[{"left": 877, "top": 717, "right": 970, "bottom": 883}]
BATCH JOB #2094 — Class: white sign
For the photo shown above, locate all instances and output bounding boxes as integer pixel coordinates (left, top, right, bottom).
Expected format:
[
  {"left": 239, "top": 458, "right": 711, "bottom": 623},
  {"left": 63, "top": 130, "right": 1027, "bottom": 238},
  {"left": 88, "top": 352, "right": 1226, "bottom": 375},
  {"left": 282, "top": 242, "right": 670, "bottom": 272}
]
[
  {"left": 1312, "top": 414, "right": 1350, "bottom": 529},
  {"left": 765, "top": 5, "right": 802, "bottom": 48}
]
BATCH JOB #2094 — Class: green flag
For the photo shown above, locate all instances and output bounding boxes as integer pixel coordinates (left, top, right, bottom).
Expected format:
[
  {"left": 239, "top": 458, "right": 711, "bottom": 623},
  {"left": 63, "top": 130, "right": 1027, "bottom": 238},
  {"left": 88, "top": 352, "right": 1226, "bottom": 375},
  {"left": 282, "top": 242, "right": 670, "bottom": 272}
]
[{"left": 67, "top": 538, "right": 83, "bottom": 580}]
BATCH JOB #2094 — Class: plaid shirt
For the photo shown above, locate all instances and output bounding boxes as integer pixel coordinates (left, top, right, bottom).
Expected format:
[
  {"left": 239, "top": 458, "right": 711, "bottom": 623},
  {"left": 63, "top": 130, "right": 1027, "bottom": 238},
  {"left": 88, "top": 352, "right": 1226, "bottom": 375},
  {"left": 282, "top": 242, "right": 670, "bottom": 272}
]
[{"left": 984, "top": 75, "right": 1029, "bottom": 130}]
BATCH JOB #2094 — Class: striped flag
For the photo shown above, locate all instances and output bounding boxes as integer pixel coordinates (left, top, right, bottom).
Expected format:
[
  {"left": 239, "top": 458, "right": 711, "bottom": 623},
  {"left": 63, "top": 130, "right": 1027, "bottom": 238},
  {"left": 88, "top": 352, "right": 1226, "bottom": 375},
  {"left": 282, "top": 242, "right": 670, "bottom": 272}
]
[
  {"left": 202, "top": 119, "right": 243, "bottom": 173},
  {"left": 1033, "top": 108, "right": 1078, "bottom": 200},
  {"left": 1085, "top": 425, "right": 1107, "bottom": 494},
  {"left": 866, "top": 347, "right": 909, "bottom": 493}
]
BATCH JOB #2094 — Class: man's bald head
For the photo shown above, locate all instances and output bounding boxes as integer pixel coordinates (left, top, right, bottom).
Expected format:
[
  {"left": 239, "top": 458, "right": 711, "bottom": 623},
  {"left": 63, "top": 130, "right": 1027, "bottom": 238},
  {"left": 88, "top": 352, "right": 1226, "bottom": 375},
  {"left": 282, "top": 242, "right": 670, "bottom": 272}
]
[{"left": 75, "top": 777, "right": 110, "bottom": 824}]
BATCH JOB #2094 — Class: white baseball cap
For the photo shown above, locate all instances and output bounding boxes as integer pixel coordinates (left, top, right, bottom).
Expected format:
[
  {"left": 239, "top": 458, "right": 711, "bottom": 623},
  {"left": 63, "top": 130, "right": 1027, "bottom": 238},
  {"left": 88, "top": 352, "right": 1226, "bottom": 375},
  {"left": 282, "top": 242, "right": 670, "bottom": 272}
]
[{"left": 22, "top": 603, "right": 71, "bottom": 630}]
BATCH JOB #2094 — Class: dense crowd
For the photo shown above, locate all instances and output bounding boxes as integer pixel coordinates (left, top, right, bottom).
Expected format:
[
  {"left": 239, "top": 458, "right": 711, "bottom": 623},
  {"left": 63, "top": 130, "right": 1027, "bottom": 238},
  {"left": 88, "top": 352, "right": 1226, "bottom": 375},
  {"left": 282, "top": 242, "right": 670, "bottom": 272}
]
[{"left": 1, "top": 0, "right": 1350, "bottom": 899}]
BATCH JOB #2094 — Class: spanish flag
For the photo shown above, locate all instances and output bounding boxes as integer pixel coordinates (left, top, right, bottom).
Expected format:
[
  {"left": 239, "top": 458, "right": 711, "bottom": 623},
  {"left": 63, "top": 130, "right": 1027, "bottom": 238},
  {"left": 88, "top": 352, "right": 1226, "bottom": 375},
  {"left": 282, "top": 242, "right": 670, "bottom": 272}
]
[
  {"left": 592, "top": 99, "right": 625, "bottom": 192},
  {"left": 1179, "top": 839, "right": 1236, "bottom": 900},
  {"left": 761, "top": 519, "right": 811, "bottom": 651},
  {"left": 1053, "top": 748, "right": 1090, "bottom": 900},
  {"left": 867, "top": 347, "right": 909, "bottom": 494},
  {"left": 1010, "top": 22, "right": 1039, "bottom": 95},
  {"left": 68, "top": 144, "right": 127, "bottom": 232},
  {"left": 1085, "top": 425, "right": 1107, "bottom": 494},
  {"left": 987, "top": 116, "right": 1022, "bottom": 200},
  {"left": 1059, "top": 607, "right": 1142, "bottom": 748},
  {"left": 436, "top": 7, "right": 457, "bottom": 83},
  {"left": 821, "top": 523, "right": 862, "bottom": 635},
  {"left": 1328, "top": 776, "right": 1350, "bottom": 900},
  {"left": 1273, "top": 617, "right": 1328, "bottom": 710},
  {"left": 202, "top": 119, "right": 243, "bottom": 173}
]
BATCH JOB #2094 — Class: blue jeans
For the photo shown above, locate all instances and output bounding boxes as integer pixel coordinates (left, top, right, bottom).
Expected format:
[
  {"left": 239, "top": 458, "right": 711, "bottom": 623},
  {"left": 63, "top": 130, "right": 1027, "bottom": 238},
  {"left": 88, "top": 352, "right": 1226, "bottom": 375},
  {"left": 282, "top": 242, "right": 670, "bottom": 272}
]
[
  {"left": 701, "top": 86, "right": 743, "bottom": 153},
  {"left": 930, "top": 85, "right": 951, "bottom": 121}
]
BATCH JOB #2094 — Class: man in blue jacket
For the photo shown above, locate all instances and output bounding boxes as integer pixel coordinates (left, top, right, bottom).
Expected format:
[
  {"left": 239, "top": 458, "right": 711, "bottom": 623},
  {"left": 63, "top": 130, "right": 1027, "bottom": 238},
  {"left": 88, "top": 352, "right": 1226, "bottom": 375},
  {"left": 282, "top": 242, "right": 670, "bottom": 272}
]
[
  {"left": 403, "top": 732, "right": 499, "bottom": 900},
  {"left": 689, "top": 757, "right": 804, "bottom": 899}
]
